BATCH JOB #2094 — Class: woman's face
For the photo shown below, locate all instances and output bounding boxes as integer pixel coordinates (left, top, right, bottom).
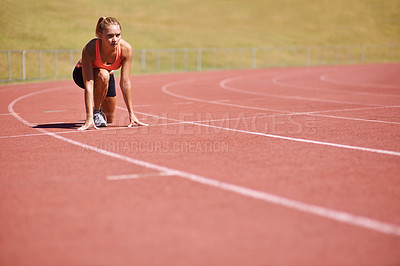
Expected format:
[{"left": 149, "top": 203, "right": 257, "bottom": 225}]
[{"left": 100, "top": 24, "right": 121, "bottom": 49}]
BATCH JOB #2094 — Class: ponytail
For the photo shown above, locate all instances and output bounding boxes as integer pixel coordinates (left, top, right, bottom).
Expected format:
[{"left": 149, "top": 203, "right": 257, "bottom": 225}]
[{"left": 95, "top": 16, "right": 121, "bottom": 37}]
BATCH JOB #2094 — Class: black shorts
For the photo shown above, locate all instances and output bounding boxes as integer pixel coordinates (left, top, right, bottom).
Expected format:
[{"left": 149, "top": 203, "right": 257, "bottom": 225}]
[{"left": 72, "top": 67, "right": 116, "bottom": 97}]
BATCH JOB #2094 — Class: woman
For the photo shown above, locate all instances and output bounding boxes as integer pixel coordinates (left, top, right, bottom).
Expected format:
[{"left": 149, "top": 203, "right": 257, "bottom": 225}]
[{"left": 73, "top": 16, "right": 147, "bottom": 130}]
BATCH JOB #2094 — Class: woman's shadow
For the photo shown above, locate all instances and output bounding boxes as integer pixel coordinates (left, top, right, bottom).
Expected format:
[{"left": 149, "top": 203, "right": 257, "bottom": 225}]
[{"left": 33, "top": 122, "right": 83, "bottom": 129}]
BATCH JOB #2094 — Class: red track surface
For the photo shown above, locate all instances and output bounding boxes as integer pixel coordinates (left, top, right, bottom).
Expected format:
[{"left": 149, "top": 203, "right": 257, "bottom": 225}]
[{"left": 1, "top": 64, "right": 400, "bottom": 266}]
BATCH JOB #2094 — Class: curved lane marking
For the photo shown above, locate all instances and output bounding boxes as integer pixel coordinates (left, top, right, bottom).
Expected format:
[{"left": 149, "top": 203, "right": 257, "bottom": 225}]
[{"left": 7, "top": 83, "right": 400, "bottom": 237}]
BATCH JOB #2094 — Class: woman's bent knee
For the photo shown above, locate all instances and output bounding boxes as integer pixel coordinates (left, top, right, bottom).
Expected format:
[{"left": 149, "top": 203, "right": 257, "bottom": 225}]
[{"left": 94, "top": 69, "right": 110, "bottom": 85}]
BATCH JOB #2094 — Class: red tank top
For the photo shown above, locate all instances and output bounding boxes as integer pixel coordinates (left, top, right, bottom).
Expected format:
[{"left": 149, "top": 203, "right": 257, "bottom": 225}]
[{"left": 92, "top": 39, "right": 122, "bottom": 71}]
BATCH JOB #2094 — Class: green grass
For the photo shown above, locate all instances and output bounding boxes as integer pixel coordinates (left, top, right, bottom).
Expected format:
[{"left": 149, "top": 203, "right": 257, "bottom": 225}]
[
  {"left": 1, "top": 0, "right": 399, "bottom": 82},
  {"left": 1, "top": 0, "right": 399, "bottom": 50}
]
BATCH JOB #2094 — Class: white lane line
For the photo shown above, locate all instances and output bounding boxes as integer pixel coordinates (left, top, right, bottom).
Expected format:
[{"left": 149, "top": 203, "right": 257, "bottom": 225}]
[
  {"left": 213, "top": 99, "right": 231, "bottom": 103},
  {"left": 6, "top": 105, "right": 398, "bottom": 140},
  {"left": 0, "top": 111, "right": 282, "bottom": 139},
  {"left": 43, "top": 110, "right": 67, "bottom": 113},
  {"left": 161, "top": 79, "right": 291, "bottom": 113},
  {"left": 162, "top": 79, "right": 395, "bottom": 124},
  {"left": 8, "top": 85, "right": 400, "bottom": 237},
  {"left": 271, "top": 66, "right": 400, "bottom": 97},
  {"left": 133, "top": 107, "right": 400, "bottom": 157},
  {"left": 0, "top": 113, "right": 18, "bottom": 116},
  {"left": 310, "top": 113, "right": 400, "bottom": 125},
  {"left": 7, "top": 104, "right": 398, "bottom": 141},
  {"left": 173, "top": 101, "right": 194, "bottom": 105},
  {"left": 313, "top": 105, "right": 400, "bottom": 114},
  {"left": 223, "top": 76, "right": 382, "bottom": 107},
  {"left": 0, "top": 131, "right": 74, "bottom": 139},
  {"left": 161, "top": 80, "right": 400, "bottom": 156},
  {"left": 133, "top": 104, "right": 153, "bottom": 108},
  {"left": 223, "top": 75, "right": 394, "bottom": 108},
  {"left": 107, "top": 171, "right": 175, "bottom": 180},
  {"left": 197, "top": 122, "right": 400, "bottom": 156},
  {"left": 220, "top": 77, "right": 400, "bottom": 125},
  {"left": 320, "top": 74, "right": 400, "bottom": 91}
]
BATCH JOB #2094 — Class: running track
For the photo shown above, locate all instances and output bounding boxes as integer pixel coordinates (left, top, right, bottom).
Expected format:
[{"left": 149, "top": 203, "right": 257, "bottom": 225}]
[{"left": 1, "top": 63, "right": 400, "bottom": 266}]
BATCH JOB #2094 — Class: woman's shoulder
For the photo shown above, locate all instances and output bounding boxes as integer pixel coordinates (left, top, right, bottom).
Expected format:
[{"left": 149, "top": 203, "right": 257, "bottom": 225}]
[
  {"left": 84, "top": 38, "right": 98, "bottom": 50},
  {"left": 82, "top": 39, "right": 97, "bottom": 56},
  {"left": 120, "top": 39, "right": 133, "bottom": 55}
]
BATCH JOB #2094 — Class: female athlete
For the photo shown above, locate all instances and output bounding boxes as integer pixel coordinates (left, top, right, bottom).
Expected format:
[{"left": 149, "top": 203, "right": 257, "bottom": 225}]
[{"left": 73, "top": 16, "right": 147, "bottom": 130}]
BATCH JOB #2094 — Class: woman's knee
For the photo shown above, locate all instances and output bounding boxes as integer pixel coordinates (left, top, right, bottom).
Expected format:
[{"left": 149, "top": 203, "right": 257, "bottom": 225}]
[{"left": 94, "top": 69, "right": 110, "bottom": 85}]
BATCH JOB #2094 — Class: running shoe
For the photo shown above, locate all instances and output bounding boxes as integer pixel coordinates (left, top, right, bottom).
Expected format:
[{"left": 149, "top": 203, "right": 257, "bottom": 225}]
[{"left": 93, "top": 108, "right": 107, "bottom": 127}]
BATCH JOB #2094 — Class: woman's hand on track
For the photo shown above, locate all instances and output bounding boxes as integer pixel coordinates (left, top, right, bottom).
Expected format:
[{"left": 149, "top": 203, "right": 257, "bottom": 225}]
[
  {"left": 128, "top": 114, "right": 148, "bottom": 127},
  {"left": 128, "top": 119, "right": 148, "bottom": 127},
  {"left": 77, "top": 119, "right": 99, "bottom": 131}
]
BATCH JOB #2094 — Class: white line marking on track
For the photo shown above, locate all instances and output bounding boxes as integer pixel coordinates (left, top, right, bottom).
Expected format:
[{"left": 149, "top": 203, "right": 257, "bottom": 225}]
[
  {"left": 0, "top": 113, "right": 18, "bottom": 116},
  {"left": 164, "top": 77, "right": 399, "bottom": 125},
  {"left": 213, "top": 99, "right": 231, "bottom": 103},
  {"left": 163, "top": 79, "right": 397, "bottom": 126},
  {"left": 7, "top": 104, "right": 398, "bottom": 140},
  {"left": 133, "top": 104, "right": 153, "bottom": 108},
  {"left": 107, "top": 171, "right": 175, "bottom": 180},
  {"left": 173, "top": 101, "right": 194, "bottom": 105},
  {"left": 134, "top": 108, "right": 400, "bottom": 157},
  {"left": 8, "top": 104, "right": 399, "bottom": 140},
  {"left": 309, "top": 113, "right": 400, "bottom": 125},
  {"left": 162, "top": 79, "right": 288, "bottom": 113},
  {"left": 8, "top": 85, "right": 400, "bottom": 237},
  {"left": 220, "top": 77, "right": 400, "bottom": 125},
  {"left": 269, "top": 66, "right": 400, "bottom": 97},
  {"left": 43, "top": 110, "right": 67, "bottom": 113},
  {"left": 0, "top": 131, "right": 72, "bottom": 139},
  {"left": 161, "top": 80, "right": 400, "bottom": 156},
  {"left": 320, "top": 73, "right": 400, "bottom": 91},
  {"left": 314, "top": 105, "right": 400, "bottom": 114},
  {"left": 224, "top": 76, "right": 383, "bottom": 107},
  {"left": 0, "top": 111, "right": 284, "bottom": 139}
]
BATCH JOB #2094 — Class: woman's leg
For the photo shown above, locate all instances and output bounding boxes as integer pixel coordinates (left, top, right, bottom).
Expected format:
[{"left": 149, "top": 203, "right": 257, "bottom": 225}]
[
  {"left": 93, "top": 68, "right": 109, "bottom": 111},
  {"left": 92, "top": 69, "right": 116, "bottom": 124},
  {"left": 101, "top": 96, "right": 116, "bottom": 123}
]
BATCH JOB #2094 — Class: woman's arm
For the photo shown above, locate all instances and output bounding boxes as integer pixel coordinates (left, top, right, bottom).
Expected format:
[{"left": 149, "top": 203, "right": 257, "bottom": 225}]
[
  {"left": 120, "top": 41, "right": 148, "bottom": 127},
  {"left": 78, "top": 42, "right": 97, "bottom": 131}
]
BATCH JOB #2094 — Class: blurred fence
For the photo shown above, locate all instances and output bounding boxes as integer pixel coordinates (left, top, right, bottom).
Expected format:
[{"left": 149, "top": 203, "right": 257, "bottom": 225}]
[{"left": 1, "top": 44, "right": 399, "bottom": 82}]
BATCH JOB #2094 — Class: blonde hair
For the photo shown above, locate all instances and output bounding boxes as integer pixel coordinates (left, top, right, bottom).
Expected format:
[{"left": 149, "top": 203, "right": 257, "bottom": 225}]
[{"left": 95, "top": 16, "right": 121, "bottom": 37}]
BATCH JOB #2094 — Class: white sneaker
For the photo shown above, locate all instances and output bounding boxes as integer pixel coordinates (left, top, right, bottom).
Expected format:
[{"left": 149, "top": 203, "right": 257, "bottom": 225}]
[{"left": 93, "top": 108, "right": 107, "bottom": 127}]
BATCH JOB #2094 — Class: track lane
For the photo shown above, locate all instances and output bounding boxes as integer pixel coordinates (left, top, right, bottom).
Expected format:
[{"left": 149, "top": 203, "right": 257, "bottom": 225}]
[{"left": 2, "top": 64, "right": 400, "bottom": 266}]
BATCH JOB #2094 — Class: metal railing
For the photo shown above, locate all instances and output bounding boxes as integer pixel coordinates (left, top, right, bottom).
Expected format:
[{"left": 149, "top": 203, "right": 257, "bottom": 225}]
[{"left": 1, "top": 44, "right": 399, "bottom": 82}]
